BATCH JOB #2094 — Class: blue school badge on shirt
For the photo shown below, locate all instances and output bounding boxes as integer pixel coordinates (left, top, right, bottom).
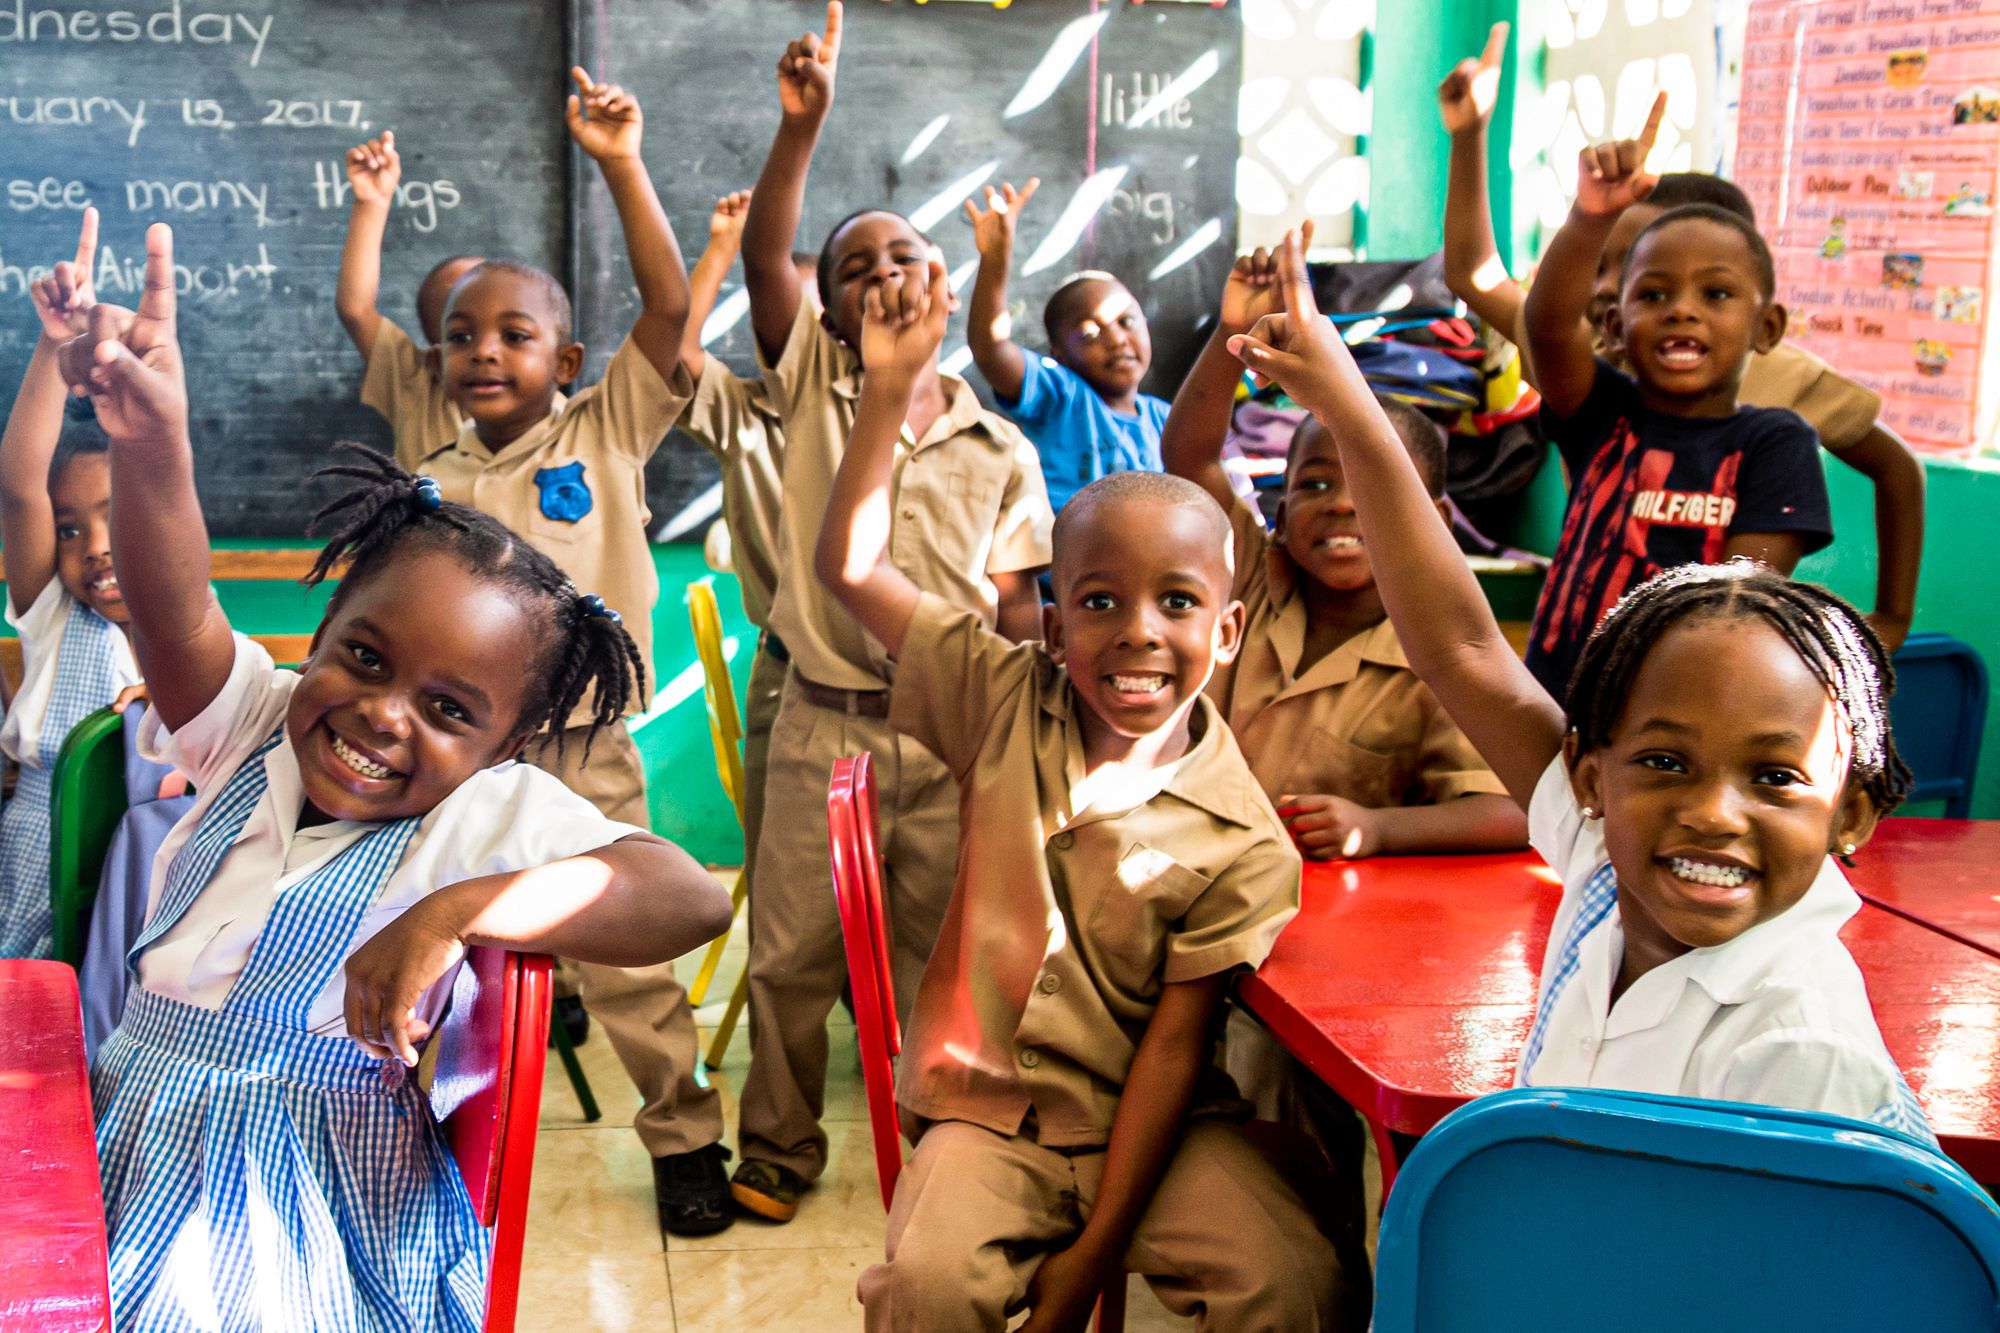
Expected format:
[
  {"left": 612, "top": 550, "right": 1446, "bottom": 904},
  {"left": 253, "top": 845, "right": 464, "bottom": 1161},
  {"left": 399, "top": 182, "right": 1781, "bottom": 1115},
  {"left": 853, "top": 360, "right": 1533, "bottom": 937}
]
[{"left": 535, "top": 462, "right": 593, "bottom": 523}]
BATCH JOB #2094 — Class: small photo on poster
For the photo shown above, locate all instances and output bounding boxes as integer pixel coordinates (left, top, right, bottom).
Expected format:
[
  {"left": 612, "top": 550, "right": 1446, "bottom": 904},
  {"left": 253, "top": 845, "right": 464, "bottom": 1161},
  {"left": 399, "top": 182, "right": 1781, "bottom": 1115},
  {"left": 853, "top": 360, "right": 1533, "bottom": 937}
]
[
  {"left": 1914, "top": 339, "right": 1953, "bottom": 376},
  {"left": 1952, "top": 87, "right": 2000, "bottom": 125},
  {"left": 1935, "top": 286, "right": 1982, "bottom": 323},
  {"left": 1887, "top": 49, "right": 1928, "bottom": 89},
  {"left": 1897, "top": 170, "right": 1934, "bottom": 199},
  {"left": 1944, "top": 183, "right": 1994, "bottom": 217},
  {"left": 1882, "top": 253, "right": 1925, "bottom": 288}
]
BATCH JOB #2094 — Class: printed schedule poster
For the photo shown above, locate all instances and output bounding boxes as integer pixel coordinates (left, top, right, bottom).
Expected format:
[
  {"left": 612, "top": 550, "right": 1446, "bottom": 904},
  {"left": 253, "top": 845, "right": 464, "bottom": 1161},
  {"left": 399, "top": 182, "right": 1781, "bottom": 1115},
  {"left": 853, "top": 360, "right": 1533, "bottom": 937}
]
[{"left": 1735, "top": 0, "right": 2000, "bottom": 457}]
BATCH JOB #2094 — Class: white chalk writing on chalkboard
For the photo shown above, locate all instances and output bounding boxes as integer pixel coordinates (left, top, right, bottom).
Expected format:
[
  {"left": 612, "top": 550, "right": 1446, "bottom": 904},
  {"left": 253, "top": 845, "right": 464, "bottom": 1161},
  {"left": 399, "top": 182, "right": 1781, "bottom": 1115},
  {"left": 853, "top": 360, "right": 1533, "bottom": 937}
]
[
  {"left": 0, "top": 2, "right": 275, "bottom": 66},
  {"left": 5, "top": 95, "right": 148, "bottom": 145},
  {"left": 0, "top": 241, "right": 275, "bottom": 301},
  {"left": 309, "top": 163, "right": 460, "bottom": 234}
]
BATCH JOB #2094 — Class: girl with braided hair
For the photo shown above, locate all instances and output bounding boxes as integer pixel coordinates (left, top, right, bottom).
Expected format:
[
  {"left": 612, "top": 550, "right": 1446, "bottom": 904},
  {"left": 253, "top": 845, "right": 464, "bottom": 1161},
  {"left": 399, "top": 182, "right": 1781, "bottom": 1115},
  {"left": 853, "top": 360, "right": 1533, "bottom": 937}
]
[
  {"left": 59, "top": 225, "right": 733, "bottom": 1331},
  {"left": 1230, "top": 226, "right": 1935, "bottom": 1144}
]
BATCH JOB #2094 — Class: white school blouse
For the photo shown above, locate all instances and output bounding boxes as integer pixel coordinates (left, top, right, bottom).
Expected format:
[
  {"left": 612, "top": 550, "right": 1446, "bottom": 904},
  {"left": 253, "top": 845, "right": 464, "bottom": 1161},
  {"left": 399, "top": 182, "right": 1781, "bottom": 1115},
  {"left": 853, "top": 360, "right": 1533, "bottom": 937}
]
[
  {"left": 133, "top": 635, "right": 646, "bottom": 1036},
  {"left": 1518, "top": 756, "right": 1927, "bottom": 1136},
  {"left": 0, "top": 579, "right": 142, "bottom": 766}
]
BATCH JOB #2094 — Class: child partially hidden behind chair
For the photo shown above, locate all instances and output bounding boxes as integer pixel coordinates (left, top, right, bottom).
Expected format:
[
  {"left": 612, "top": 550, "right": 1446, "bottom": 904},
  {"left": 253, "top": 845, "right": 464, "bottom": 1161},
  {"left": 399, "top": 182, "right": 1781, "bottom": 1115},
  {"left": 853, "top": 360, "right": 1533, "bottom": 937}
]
[
  {"left": 817, "top": 260, "right": 1360, "bottom": 1330},
  {"left": 0, "top": 208, "right": 144, "bottom": 958},
  {"left": 1232, "top": 229, "right": 1935, "bottom": 1145}
]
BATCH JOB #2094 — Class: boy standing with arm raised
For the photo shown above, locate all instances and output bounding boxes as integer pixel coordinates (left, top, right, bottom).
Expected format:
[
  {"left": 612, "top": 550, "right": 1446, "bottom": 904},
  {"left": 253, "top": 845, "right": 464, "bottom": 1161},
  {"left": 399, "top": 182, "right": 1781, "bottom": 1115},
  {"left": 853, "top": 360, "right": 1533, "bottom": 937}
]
[{"left": 727, "top": 3, "right": 1055, "bottom": 1222}]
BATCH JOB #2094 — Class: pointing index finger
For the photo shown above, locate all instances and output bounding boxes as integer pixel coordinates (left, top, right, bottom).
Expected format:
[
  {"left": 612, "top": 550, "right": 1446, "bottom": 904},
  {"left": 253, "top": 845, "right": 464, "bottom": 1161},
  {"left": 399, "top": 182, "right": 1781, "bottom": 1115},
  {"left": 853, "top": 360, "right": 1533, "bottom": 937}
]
[
  {"left": 1638, "top": 90, "right": 1667, "bottom": 154},
  {"left": 137, "top": 223, "right": 175, "bottom": 333},
  {"left": 1277, "top": 227, "right": 1317, "bottom": 321},
  {"left": 74, "top": 206, "right": 98, "bottom": 272},
  {"left": 1479, "top": 20, "right": 1510, "bottom": 70},
  {"left": 822, "top": 0, "right": 843, "bottom": 60}
]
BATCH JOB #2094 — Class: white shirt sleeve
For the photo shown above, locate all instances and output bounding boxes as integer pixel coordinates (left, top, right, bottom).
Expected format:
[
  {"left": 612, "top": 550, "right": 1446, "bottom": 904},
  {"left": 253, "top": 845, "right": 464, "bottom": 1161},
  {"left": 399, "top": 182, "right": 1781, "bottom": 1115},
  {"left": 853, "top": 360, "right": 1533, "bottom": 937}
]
[
  {"left": 137, "top": 635, "right": 295, "bottom": 789},
  {"left": 0, "top": 581, "right": 140, "bottom": 766}
]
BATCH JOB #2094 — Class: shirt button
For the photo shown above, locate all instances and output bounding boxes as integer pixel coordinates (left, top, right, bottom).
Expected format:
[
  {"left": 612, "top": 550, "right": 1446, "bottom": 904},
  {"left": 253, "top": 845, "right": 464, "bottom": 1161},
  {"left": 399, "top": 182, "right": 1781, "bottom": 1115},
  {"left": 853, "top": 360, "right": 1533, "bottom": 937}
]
[
  {"left": 1052, "top": 832, "right": 1075, "bottom": 850},
  {"left": 1038, "top": 974, "right": 1062, "bottom": 996},
  {"left": 901, "top": 508, "right": 917, "bottom": 521},
  {"left": 1019, "top": 1048, "right": 1042, "bottom": 1069}
]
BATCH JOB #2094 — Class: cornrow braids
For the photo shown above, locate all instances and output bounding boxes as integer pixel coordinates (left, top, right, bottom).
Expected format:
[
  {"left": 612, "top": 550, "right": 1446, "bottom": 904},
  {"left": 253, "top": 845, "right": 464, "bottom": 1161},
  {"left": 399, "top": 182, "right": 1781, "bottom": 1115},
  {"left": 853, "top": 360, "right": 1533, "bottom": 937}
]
[
  {"left": 1564, "top": 561, "right": 1912, "bottom": 815},
  {"left": 303, "top": 443, "right": 648, "bottom": 756}
]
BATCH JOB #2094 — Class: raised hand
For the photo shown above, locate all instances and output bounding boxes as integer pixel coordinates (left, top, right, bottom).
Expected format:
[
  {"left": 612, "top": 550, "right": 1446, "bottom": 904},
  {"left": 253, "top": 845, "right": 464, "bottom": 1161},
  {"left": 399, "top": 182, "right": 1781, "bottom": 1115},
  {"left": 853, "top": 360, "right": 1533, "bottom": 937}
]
[
  {"left": 962, "top": 178, "right": 1039, "bottom": 262},
  {"left": 1437, "top": 22, "right": 1509, "bottom": 135},
  {"left": 59, "top": 223, "right": 185, "bottom": 446},
  {"left": 709, "top": 189, "right": 753, "bottom": 245},
  {"left": 1225, "top": 226, "right": 1351, "bottom": 418},
  {"left": 1220, "top": 218, "right": 1314, "bottom": 331},
  {"left": 566, "top": 66, "right": 643, "bottom": 161},
  {"left": 345, "top": 131, "right": 402, "bottom": 206},
  {"left": 29, "top": 206, "right": 98, "bottom": 341},
  {"left": 1574, "top": 91, "right": 1667, "bottom": 217},
  {"left": 777, "top": 0, "right": 842, "bottom": 122},
  {"left": 860, "top": 256, "right": 953, "bottom": 377}
]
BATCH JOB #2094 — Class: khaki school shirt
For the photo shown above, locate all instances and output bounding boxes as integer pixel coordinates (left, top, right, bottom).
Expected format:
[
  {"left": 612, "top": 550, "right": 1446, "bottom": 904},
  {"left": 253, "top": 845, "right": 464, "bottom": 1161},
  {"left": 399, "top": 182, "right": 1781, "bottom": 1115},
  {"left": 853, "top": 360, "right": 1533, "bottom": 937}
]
[
  {"left": 413, "top": 335, "right": 692, "bottom": 722},
  {"left": 676, "top": 357, "right": 786, "bottom": 631},
  {"left": 762, "top": 300, "right": 1052, "bottom": 691},
  {"left": 1209, "top": 497, "right": 1506, "bottom": 807},
  {"left": 360, "top": 318, "right": 463, "bottom": 473},
  {"left": 1503, "top": 307, "right": 1879, "bottom": 451},
  {"left": 889, "top": 592, "right": 1300, "bottom": 1147}
]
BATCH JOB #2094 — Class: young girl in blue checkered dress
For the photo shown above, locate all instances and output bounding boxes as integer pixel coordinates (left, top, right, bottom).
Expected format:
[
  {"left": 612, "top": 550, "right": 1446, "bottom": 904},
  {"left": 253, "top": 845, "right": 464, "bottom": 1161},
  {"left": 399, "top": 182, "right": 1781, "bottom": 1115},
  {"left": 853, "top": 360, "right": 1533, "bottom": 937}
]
[
  {"left": 61, "top": 225, "right": 735, "bottom": 1332},
  {"left": 0, "top": 210, "right": 145, "bottom": 958},
  {"left": 1228, "top": 229, "right": 1936, "bottom": 1146}
]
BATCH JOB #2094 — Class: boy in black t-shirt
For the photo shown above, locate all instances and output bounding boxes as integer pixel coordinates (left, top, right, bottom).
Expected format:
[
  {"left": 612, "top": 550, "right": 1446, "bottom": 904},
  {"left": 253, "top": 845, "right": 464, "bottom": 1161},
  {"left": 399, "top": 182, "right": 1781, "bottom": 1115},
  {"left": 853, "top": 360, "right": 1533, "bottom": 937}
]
[{"left": 1521, "top": 101, "right": 1832, "bottom": 696}]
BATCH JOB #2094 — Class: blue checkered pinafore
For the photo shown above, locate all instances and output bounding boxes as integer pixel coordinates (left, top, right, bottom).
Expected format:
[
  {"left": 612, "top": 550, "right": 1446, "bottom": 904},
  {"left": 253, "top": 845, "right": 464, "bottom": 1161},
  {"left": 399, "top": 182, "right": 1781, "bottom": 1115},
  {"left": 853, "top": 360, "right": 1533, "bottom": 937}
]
[
  {"left": 92, "top": 729, "right": 489, "bottom": 1332},
  {"left": 0, "top": 599, "right": 125, "bottom": 957}
]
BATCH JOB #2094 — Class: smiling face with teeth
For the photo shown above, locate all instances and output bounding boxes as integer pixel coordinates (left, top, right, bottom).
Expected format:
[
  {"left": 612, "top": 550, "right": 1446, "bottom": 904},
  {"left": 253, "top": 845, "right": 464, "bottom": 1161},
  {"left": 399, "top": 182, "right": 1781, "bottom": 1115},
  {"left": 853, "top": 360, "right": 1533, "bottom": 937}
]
[
  {"left": 1605, "top": 215, "right": 1786, "bottom": 419},
  {"left": 287, "top": 548, "right": 543, "bottom": 825},
  {"left": 1045, "top": 481, "right": 1243, "bottom": 768},
  {"left": 48, "top": 452, "right": 129, "bottom": 625},
  {"left": 1567, "top": 615, "right": 1879, "bottom": 991},
  {"left": 1276, "top": 417, "right": 1449, "bottom": 599}
]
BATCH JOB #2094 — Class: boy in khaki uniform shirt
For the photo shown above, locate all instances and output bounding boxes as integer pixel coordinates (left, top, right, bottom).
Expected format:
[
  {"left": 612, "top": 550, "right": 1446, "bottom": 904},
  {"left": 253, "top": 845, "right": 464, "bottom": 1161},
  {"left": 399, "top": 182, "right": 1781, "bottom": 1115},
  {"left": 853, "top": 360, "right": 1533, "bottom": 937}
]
[
  {"left": 727, "top": 7, "right": 1053, "bottom": 1222},
  {"left": 820, "top": 262, "right": 1356, "bottom": 1331},
  {"left": 1436, "top": 34, "right": 1923, "bottom": 649},
  {"left": 334, "top": 130, "right": 489, "bottom": 469},
  {"left": 387, "top": 71, "right": 733, "bottom": 1236},
  {"left": 674, "top": 191, "right": 824, "bottom": 871}
]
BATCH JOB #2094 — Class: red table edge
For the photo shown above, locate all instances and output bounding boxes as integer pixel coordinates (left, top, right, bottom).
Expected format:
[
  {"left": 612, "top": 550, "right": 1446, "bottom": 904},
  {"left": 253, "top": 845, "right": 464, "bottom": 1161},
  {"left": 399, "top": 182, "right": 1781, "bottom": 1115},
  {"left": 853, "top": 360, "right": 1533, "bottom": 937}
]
[{"left": 1856, "top": 891, "right": 2000, "bottom": 963}]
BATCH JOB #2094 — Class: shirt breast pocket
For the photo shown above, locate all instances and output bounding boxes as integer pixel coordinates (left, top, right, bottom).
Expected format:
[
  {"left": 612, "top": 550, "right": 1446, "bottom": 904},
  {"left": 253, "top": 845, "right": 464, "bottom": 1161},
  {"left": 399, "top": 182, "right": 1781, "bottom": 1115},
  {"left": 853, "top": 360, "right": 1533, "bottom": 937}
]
[
  {"left": 1292, "top": 729, "right": 1401, "bottom": 808},
  {"left": 1086, "top": 843, "right": 1214, "bottom": 973}
]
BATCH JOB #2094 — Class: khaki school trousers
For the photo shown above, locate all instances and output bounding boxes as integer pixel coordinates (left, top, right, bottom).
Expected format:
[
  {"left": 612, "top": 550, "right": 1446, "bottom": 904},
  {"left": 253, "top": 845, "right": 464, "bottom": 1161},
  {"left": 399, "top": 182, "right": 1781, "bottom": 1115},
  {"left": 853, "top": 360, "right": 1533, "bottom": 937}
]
[
  {"left": 524, "top": 720, "right": 723, "bottom": 1157},
  {"left": 738, "top": 639, "right": 788, "bottom": 909},
  {"left": 735, "top": 672, "right": 959, "bottom": 1181},
  {"left": 857, "top": 1118, "right": 1355, "bottom": 1331}
]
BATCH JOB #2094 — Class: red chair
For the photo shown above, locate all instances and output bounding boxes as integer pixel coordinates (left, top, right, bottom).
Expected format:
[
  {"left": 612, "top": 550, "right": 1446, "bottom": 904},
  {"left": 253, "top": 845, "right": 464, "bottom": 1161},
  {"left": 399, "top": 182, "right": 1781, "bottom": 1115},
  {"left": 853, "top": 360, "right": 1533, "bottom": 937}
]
[
  {"left": 827, "top": 755, "right": 1127, "bottom": 1330},
  {"left": 429, "top": 947, "right": 554, "bottom": 1333}
]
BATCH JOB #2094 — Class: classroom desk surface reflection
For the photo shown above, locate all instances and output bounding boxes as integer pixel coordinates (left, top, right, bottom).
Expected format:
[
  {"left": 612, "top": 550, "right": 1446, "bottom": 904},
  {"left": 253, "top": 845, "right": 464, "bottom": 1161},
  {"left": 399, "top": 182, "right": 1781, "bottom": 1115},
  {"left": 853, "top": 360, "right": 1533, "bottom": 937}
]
[
  {"left": 1240, "top": 830, "right": 2000, "bottom": 1182},
  {"left": 0, "top": 960, "right": 111, "bottom": 1331}
]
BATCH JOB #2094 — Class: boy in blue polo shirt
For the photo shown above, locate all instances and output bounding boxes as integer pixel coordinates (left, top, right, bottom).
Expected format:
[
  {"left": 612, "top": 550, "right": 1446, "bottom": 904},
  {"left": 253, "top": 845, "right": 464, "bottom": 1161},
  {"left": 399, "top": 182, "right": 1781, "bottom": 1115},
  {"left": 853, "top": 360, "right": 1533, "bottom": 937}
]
[{"left": 964, "top": 180, "right": 1169, "bottom": 510}]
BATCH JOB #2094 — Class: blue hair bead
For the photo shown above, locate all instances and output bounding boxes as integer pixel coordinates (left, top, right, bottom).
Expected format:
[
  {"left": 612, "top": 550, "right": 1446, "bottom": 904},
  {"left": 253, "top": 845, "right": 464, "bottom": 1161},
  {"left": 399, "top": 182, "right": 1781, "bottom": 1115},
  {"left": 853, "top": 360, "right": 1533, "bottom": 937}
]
[
  {"left": 412, "top": 477, "right": 443, "bottom": 512},
  {"left": 578, "top": 592, "right": 620, "bottom": 624}
]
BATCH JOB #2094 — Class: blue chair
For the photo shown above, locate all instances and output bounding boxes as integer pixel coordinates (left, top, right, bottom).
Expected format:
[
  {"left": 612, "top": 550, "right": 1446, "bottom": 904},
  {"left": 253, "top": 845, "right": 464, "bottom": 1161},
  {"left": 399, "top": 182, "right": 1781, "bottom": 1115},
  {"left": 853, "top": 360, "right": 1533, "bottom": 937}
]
[
  {"left": 1373, "top": 1087, "right": 2000, "bottom": 1331},
  {"left": 1890, "top": 632, "right": 1988, "bottom": 818}
]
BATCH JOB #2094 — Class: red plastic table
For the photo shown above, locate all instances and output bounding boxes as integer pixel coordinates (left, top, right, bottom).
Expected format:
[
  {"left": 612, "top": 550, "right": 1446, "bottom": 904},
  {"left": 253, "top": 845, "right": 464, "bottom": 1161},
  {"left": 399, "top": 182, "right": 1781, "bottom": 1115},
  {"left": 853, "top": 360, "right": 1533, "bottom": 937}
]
[
  {"left": 0, "top": 960, "right": 111, "bottom": 1331},
  {"left": 1240, "top": 849, "right": 2000, "bottom": 1187},
  {"left": 1847, "top": 817, "right": 2000, "bottom": 960}
]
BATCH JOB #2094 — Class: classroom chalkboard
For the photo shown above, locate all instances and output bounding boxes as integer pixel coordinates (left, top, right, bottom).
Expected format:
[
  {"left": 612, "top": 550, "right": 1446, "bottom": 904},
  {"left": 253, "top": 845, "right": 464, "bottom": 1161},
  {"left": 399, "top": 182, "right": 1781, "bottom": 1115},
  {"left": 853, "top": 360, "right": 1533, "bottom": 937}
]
[
  {"left": 571, "top": 0, "right": 1244, "bottom": 541},
  {"left": 0, "top": 0, "right": 569, "bottom": 537}
]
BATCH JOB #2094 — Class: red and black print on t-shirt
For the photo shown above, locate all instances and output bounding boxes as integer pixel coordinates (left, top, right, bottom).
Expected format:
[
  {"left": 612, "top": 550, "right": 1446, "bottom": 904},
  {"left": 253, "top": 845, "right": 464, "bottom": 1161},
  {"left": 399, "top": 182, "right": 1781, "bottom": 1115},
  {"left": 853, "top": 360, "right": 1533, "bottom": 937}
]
[{"left": 1524, "top": 361, "right": 1832, "bottom": 699}]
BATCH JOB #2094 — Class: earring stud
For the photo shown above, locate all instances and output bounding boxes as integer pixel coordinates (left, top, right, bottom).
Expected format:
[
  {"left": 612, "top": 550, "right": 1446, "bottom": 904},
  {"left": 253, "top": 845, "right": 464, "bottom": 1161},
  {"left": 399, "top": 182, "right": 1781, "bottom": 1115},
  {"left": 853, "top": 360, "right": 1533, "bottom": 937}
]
[
  {"left": 1840, "top": 842, "right": 1857, "bottom": 857},
  {"left": 1580, "top": 806, "right": 1599, "bottom": 820}
]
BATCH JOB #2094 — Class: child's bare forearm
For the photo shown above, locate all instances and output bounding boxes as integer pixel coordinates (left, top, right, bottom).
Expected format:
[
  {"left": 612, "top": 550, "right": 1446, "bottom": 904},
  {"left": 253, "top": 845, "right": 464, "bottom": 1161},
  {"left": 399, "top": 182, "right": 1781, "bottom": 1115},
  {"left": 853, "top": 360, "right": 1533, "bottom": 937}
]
[
  {"left": 1, "top": 340, "right": 67, "bottom": 592},
  {"left": 1160, "top": 327, "right": 1246, "bottom": 511},
  {"left": 435, "top": 833, "right": 733, "bottom": 966},
  {"left": 815, "top": 371, "right": 922, "bottom": 655},
  {"left": 1841, "top": 423, "right": 1925, "bottom": 644},
  {"left": 108, "top": 425, "right": 229, "bottom": 729},
  {"left": 1443, "top": 125, "right": 1526, "bottom": 337},
  {"left": 1373, "top": 792, "right": 1528, "bottom": 855},
  {"left": 1067, "top": 974, "right": 1223, "bottom": 1271},
  {"left": 680, "top": 239, "right": 739, "bottom": 376},
  {"left": 967, "top": 243, "right": 1025, "bottom": 399},
  {"left": 599, "top": 157, "right": 690, "bottom": 374},
  {"left": 1521, "top": 207, "right": 1614, "bottom": 414},
  {"left": 744, "top": 116, "right": 821, "bottom": 361},
  {"left": 335, "top": 199, "right": 389, "bottom": 355}
]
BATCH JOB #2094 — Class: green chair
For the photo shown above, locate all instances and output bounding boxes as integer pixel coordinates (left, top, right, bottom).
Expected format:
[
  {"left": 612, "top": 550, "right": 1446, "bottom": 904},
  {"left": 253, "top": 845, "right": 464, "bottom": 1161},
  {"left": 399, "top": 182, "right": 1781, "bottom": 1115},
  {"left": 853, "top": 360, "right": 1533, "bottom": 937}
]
[{"left": 49, "top": 705, "right": 128, "bottom": 968}]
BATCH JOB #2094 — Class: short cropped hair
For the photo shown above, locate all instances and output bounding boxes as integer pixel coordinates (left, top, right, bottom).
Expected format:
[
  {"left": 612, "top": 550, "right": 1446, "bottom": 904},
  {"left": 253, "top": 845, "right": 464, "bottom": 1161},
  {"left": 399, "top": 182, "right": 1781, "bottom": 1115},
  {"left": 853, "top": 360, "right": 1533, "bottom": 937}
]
[
  {"left": 1623, "top": 203, "right": 1777, "bottom": 300},
  {"left": 449, "top": 259, "right": 575, "bottom": 344},
  {"left": 815, "top": 209, "right": 929, "bottom": 310},
  {"left": 1287, "top": 397, "right": 1449, "bottom": 498},
  {"left": 1042, "top": 270, "right": 1124, "bottom": 348},
  {"left": 1051, "top": 471, "right": 1232, "bottom": 587},
  {"left": 1648, "top": 173, "right": 1755, "bottom": 224}
]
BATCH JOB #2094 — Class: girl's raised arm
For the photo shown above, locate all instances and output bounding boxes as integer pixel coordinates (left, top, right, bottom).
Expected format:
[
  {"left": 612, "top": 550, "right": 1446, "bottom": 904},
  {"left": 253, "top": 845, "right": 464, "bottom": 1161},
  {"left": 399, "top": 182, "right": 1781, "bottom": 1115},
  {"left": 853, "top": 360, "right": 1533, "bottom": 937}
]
[
  {"left": 59, "top": 224, "right": 235, "bottom": 730},
  {"left": 1229, "top": 231, "right": 1565, "bottom": 807}
]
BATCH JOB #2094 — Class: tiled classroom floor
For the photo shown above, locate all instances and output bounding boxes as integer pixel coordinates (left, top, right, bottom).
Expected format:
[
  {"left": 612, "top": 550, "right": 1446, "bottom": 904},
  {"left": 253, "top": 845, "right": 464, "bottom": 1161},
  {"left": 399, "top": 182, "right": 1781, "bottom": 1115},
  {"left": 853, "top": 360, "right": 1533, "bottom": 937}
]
[{"left": 514, "top": 870, "right": 1194, "bottom": 1332}]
